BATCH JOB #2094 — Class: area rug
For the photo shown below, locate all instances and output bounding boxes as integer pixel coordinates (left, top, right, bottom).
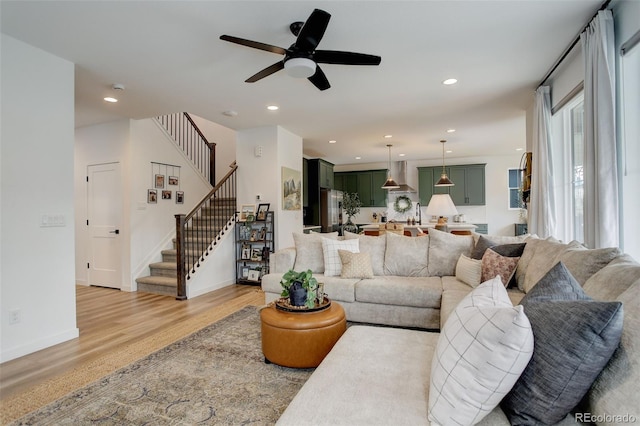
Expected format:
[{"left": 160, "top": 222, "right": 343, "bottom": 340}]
[{"left": 8, "top": 306, "right": 313, "bottom": 425}]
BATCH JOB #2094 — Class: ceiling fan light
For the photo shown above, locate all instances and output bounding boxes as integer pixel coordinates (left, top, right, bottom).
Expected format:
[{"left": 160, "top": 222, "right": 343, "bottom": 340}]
[{"left": 284, "top": 58, "right": 316, "bottom": 78}]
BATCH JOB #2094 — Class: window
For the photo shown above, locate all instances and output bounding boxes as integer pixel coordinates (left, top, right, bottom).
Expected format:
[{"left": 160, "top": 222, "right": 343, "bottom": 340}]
[
  {"left": 551, "top": 92, "right": 585, "bottom": 243},
  {"left": 508, "top": 168, "right": 523, "bottom": 209}
]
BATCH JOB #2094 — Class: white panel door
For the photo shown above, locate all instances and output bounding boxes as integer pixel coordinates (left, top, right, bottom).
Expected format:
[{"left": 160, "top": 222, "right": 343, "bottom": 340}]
[{"left": 87, "top": 163, "right": 122, "bottom": 289}]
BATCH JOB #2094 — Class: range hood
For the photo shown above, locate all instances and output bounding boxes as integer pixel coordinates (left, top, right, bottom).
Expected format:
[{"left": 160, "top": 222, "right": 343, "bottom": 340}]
[{"left": 389, "top": 161, "right": 416, "bottom": 192}]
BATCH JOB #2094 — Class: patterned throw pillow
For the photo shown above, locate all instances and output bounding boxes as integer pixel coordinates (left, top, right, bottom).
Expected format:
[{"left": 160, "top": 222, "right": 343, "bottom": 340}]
[
  {"left": 501, "top": 261, "right": 624, "bottom": 425},
  {"left": 455, "top": 254, "right": 482, "bottom": 287},
  {"left": 338, "top": 250, "right": 374, "bottom": 279},
  {"left": 481, "top": 248, "right": 520, "bottom": 286},
  {"left": 321, "top": 238, "right": 359, "bottom": 277},
  {"left": 429, "top": 276, "right": 534, "bottom": 426}
]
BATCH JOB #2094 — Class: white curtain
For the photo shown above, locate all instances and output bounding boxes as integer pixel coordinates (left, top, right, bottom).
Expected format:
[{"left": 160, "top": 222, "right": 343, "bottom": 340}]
[
  {"left": 529, "top": 86, "right": 555, "bottom": 238},
  {"left": 581, "top": 10, "right": 618, "bottom": 249}
]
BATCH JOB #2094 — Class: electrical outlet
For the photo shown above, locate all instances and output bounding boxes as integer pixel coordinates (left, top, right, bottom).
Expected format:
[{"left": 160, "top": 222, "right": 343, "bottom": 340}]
[{"left": 9, "top": 309, "right": 21, "bottom": 325}]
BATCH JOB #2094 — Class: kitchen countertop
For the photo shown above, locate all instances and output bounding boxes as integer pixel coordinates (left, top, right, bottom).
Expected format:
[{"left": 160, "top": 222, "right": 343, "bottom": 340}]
[{"left": 361, "top": 223, "right": 477, "bottom": 230}]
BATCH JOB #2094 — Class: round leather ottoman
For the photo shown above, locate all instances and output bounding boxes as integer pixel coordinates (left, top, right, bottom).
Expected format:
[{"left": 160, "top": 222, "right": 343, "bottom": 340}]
[{"left": 260, "top": 302, "right": 347, "bottom": 368}]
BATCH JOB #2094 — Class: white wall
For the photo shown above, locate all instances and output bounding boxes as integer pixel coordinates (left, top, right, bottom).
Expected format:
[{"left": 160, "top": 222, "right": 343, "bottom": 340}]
[
  {"left": 1, "top": 35, "right": 78, "bottom": 362},
  {"left": 613, "top": 0, "right": 640, "bottom": 260},
  {"left": 336, "top": 154, "right": 523, "bottom": 236},
  {"left": 75, "top": 120, "right": 131, "bottom": 286},
  {"left": 190, "top": 114, "right": 237, "bottom": 182},
  {"left": 237, "top": 126, "right": 303, "bottom": 250},
  {"left": 74, "top": 119, "right": 212, "bottom": 291}
]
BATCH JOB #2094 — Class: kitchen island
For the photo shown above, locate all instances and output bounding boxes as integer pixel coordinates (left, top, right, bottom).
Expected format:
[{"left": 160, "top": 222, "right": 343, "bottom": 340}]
[{"left": 360, "top": 222, "right": 477, "bottom": 236}]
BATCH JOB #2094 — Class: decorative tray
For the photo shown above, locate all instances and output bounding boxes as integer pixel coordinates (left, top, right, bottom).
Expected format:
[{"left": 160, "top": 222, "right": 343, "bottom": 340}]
[{"left": 275, "top": 296, "right": 331, "bottom": 313}]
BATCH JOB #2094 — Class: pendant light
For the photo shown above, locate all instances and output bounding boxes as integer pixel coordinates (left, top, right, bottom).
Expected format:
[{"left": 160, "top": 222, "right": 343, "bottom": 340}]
[
  {"left": 381, "top": 144, "right": 400, "bottom": 190},
  {"left": 435, "top": 140, "right": 455, "bottom": 187}
]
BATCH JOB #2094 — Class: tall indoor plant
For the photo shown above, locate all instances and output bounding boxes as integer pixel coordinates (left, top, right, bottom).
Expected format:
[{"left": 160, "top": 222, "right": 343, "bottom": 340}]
[{"left": 342, "top": 192, "right": 362, "bottom": 234}]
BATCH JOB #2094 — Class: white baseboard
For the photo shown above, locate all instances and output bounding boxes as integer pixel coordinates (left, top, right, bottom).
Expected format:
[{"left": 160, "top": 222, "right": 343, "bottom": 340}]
[{"left": 0, "top": 327, "right": 79, "bottom": 363}]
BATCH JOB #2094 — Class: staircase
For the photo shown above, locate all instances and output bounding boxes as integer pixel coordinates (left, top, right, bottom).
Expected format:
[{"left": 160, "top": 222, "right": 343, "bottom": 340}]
[{"left": 136, "top": 197, "right": 236, "bottom": 296}]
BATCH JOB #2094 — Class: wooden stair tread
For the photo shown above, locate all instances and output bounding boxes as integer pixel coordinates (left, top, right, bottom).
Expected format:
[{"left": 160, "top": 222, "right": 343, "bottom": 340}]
[{"left": 149, "top": 262, "right": 177, "bottom": 269}]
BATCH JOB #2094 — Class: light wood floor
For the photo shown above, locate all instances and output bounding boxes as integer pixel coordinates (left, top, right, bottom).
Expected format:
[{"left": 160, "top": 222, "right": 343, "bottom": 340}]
[{"left": 0, "top": 284, "right": 265, "bottom": 400}]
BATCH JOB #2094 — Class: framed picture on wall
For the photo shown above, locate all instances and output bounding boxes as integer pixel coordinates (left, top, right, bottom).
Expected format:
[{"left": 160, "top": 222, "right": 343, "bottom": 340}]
[
  {"left": 148, "top": 189, "right": 157, "bottom": 204},
  {"left": 168, "top": 176, "right": 179, "bottom": 186},
  {"left": 162, "top": 190, "right": 171, "bottom": 200},
  {"left": 155, "top": 174, "right": 165, "bottom": 188},
  {"left": 176, "top": 191, "right": 184, "bottom": 204}
]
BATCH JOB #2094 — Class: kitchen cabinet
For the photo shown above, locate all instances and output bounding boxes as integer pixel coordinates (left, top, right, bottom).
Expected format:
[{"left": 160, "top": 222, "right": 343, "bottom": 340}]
[
  {"left": 334, "top": 170, "right": 387, "bottom": 207},
  {"left": 306, "top": 159, "right": 335, "bottom": 226},
  {"left": 418, "top": 164, "right": 486, "bottom": 206}
]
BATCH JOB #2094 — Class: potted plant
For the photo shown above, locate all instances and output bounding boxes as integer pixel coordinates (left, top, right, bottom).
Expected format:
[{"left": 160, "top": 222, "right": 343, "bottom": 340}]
[
  {"left": 280, "top": 269, "right": 318, "bottom": 308},
  {"left": 342, "top": 192, "right": 362, "bottom": 234}
]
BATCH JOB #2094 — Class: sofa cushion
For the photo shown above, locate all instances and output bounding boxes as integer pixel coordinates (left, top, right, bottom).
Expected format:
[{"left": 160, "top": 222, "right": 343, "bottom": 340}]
[
  {"left": 383, "top": 232, "right": 430, "bottom": 277},
  {"left": 338, "top": 250, "right": 373, "bottom": 279},
  {"left": 455, "top": 254, "right": 482, "bottom": 287},
  {"left": 292, "top": 232, "right": 339, "bottom": 273},
  {"left": 343, "top": 231, "right": 386, "bottom": 276},
  {"left": 428, "top": 228, "right": 474, "bottom": 276},
  {"left": 471, "top": 232, "right": 531, "bottom": 246},
  {"left": 554, "top": 244, "right": 622, "bottom": 286},
  {"left": 481, "top": 248, "right": 520, "bottom": 287},
  {"left": 586, "top": 281, "right": 640, "bottom": 423},
  {"left": 518, "top": 237, "right": 581, "bottom": 293},
  {"left": 316, "top": 275, "right": 359, "bottom": 303},
  {"left": 584, "top": 254, "right": 640, "bottom": 301},
  {"left": 502, "top": 262, "right": 624, "bottom": 425},
  {"left": 321, "top": 237, "right": 359, "bottom": 277},
  {"left": 355, "top": 276, "right": 441, "bottom": 309},
  {"left": 429, "top": 276, "right": 534, "bottom": 426}
]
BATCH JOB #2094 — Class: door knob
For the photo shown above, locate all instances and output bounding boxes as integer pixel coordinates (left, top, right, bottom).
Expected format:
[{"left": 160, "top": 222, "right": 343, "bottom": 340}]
[{"left": 109, "top": 229, "right": 120, "bottom": 234}]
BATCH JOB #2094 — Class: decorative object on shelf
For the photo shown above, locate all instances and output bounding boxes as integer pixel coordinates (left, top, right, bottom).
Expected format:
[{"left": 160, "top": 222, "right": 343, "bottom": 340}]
[
  {"left": 382, "top": 144, "right": 400, "bottom": 189},
  {"left": 280, "top": 269, "right": 319, "bottom": 308},
  {"left": 393, "top": 195, "right": 413, "bottom": 214},
  {"left": 235, "top": 210, "right": 274, "bottom": 285},
  {"left": 239, "top": 204, "right": 256, "bottom": 222},
  {"left": 342, "top": 192, "right": 362, "bottom": 234},
  {"left": 435, "top": 140, "right": 455, "bottom": 187},
  {"left": 247, "top": 269, "right": 261, "bottom": 282},
  {"left": 426, "top": 194, "right": 459, "bottom": 231},
  {"left": 257, "top": 203, "right": 270, "bottom": 220}
]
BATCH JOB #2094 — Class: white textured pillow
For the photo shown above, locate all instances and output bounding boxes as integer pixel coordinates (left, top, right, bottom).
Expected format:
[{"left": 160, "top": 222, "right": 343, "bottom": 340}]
[
  {"left": 429, "top": 276, "right": 534, "bottom": 426},
  {"left": 455, "top": 254, "right": 482, "bottom": 287},
  {"left": 321, "top": 238, "right": 359, "bottom": 277}
]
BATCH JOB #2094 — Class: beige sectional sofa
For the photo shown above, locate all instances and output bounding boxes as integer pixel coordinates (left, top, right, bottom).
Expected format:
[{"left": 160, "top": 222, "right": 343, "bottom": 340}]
[{"left": 262, "top": 229, "right": 640, "bottom": 425}]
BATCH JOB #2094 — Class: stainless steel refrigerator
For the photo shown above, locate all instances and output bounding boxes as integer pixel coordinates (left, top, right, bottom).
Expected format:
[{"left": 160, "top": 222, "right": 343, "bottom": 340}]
[{"left": 320, "top": 189, "right": 343, "bottom": 233}]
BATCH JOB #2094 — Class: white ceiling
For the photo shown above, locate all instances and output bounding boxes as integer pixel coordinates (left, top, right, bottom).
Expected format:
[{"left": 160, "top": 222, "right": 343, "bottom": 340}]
[{"left": 1, "top": 0, "right": 602, "bottom": 165}]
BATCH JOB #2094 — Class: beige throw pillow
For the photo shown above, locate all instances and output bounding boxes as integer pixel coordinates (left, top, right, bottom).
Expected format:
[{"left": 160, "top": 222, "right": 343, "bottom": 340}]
[
  {"left": 339, "top": 250, "right": 374, "bottom": 279},
  {"left": 343, "top": 231, "right": 387, "bottom": 276},
  {"left": 455, "top": 254, "right": 482, "bottom": 287},
  {"left": 321, "top": 238, "right": 359, "bottom": 277},
  {"left": 428, "top": 228, "right": 474, "bottom": 276},
  {"left": 383, "top": 232, "right": 430, "bottom": 277}
]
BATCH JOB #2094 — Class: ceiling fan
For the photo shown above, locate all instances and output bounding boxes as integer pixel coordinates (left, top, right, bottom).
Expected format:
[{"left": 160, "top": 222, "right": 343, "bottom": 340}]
[{"left": 220, "top": 8, "right": 381, "bottom": 91}]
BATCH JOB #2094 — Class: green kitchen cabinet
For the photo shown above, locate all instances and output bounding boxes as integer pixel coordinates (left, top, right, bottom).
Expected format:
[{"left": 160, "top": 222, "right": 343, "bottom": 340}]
[
  {"left": 418, "top": 164, "right": 485, "bottom": 206},
  {"left": 334, "top": 170, "right": 387, "bottom": 207}
]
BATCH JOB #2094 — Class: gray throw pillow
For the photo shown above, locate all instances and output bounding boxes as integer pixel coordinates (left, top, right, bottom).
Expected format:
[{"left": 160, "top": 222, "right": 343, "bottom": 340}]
[
  {"left": 501, "top": 261, "right": 624, "bottom": 425},
  {"left": 471, "top": 235, "right": 526, "bottom": 260}
]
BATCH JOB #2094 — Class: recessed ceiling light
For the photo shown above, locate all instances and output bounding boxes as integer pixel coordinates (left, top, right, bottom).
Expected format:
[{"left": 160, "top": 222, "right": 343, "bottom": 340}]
[
  {"left": 267, "top": 105, "right": 279, "bottom": 111},
  {"left": 329, "top": 140, "right": 337, "bottom": 144},
  {"left": 399, "top": 153, "right": 406, "bottom": 157},
  {"left": 446, "top": 129, "right": 456, "bottom": 133},
  {"left": 104, "top": 97, "right": 118, "bottom": 103},
  {"left": 442, "top": 78, "right": 458, "bottom": 85},
  {"left": 355, "top": 156, "right": 362, "bottom": 160},
  {"left": 446, "top": 150, "right": 453, "bottom": 154},
  {"left": 516, "top": 148, "right": 524, "bottom": 151},
  {"left": 384, "top": 134, "right": 393, "bottom": 139},
  {"left": 222, "top": 110, "right": 238, "bottom": 117}
]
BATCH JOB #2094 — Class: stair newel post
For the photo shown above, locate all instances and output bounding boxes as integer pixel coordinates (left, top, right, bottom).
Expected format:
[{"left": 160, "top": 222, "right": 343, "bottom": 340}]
[
  {"left": 208, "top": 142, "right": 216, "bottom": 187},
  {"left": 175, "top": 214, "right": 187, "bottom": 300}
]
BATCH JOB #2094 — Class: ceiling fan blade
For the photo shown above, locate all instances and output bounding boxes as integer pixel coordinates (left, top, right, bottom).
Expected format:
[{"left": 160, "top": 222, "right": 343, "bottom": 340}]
[
  {"left": 295, "top": 9, "right": 331, "bottom": 52},
  {"left": 308, "top": 66, "right": 330, "bottom": 91},
  {"left": 245, "top": 61, "right": 285, "bottom": 83},
  {"left": 313, "top": 50, "right": 382, "bottom": 66},
  {"left": 220, "top": 35, "right": 287, "bottom": 55}
]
